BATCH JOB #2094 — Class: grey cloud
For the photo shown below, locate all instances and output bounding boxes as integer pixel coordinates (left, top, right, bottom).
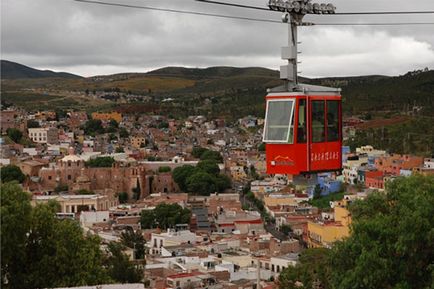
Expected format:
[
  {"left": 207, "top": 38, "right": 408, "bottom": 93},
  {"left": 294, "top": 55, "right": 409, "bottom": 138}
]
[{"left": 1, "top": 0, "right": 433, "bottom": 76}]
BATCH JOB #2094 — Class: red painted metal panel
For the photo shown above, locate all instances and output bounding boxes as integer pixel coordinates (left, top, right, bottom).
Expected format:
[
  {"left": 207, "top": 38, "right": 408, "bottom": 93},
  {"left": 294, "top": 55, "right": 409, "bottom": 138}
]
[{"left": 265, "top": 93, "right": 342, "bottom": 175}]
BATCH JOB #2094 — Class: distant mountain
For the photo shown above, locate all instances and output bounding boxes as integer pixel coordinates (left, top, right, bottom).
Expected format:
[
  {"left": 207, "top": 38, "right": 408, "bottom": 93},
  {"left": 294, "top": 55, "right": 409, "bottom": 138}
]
[
  {"left": 147, "top": 66, "right": 278, "bottom": 78},
  {"left": 0, "top": 60, "right": 82, "bottom": 79}
]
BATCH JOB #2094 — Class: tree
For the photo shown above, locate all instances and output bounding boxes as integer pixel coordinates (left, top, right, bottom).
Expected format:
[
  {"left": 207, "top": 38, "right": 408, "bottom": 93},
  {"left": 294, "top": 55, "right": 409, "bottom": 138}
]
[
  {"left": 105, "top": 242, "right": 142, "bottom": 283},
  {"left": 197, "top": 160, "right": 220, "bottom": 175},
  {"left": 330, "top": 175, "right": 434, "bottom": 289},
  {"left": 115, "top": 147, "right": 124, "bottom": 153},
  {"left": 173, "top": 165, "right": 197, "bottom": 192},
  {"left": 54, "top": 184, "right": 69, "bottom": 193},
  {"left": 192, "top": 147, "right": 208, "bottom": 158},
  {"left": 27, "top": 120, "right": 40, "bottom": 128},
  {"left": 279, "top": 248, "right": 332, "bottom": 289},
  {"left": 157, "top": 121, "right": 169, "bottom": 129},
  {"left": 117, "top": 192, "right": 128, "bottom": 204},
  {"left": 108, "top": 119, "right": 119, "bottom": 129},
  {"left": 120, "top": 229, "right": 146, "bottom": 260},
  {"left": 77, "top": 189, "right": 94, "bottom": 195},
  {"left": 280, "top": 224, "right": 292, "bottom": 236},
  {"left": 140, "top": 203, "right": 191, "bottom": 230},
  {"left": 258, "top": 143, "right": 266, "bottom": 152},
  {"left": 86, "top": 156, "right": 115, "bottom": 168},
  {"left": 1, "top": 165, "right": 25, "bottom": 183},
  {"left": 313, "top": 184, "right": 322, "bottom": 200},
  {"left": 214, "top": 174, "right": 231, "bottom": 192},
  {"left": 186, "top": 172, "right": 216, "bottom": 196},
  {"left": 6, "top": 128, "right": 23, "bottom": 143},
  {"left": 1, "top": 182, "right": 31, "bottom": 288},
  {"left": 132, "top": 179, "right": 141, "bottom": 200},
  {"left": 200, "top": 150, "right": 223, "bottom": 163},
  {"left": 1, "top": 183, "right": 109, "bottom": 288},
  {"left": 158, "top": 166, "right": 171, "bottom": 173},
  {"left": 83, "top": 119, "right": 105, "bottom": 136},
  {"left": 119, "top": 128, "right": 129, "bottom": 138}
]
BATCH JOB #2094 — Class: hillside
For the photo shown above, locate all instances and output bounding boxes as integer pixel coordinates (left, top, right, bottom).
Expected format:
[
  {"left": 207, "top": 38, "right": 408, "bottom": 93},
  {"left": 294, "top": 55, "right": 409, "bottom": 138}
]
[
  {"left": 1, "top": 61, "right": 433, "bottom": 119},
  {"left": 0, "top": 60, "right": 82, "bottom": 79}
]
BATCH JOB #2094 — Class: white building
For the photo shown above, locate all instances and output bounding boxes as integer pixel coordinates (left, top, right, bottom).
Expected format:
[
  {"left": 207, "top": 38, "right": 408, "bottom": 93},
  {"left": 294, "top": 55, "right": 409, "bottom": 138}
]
[
  {"left": 28, "top": 127, "right": 58, "bottom": 144},
  {"left": 150, "top": 229, "right": 197, "bottom": 255}
]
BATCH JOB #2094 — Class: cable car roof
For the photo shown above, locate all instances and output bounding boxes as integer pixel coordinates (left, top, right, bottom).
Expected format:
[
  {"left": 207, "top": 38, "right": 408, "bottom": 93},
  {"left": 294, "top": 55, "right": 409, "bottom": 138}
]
[{"left": 267, "top": 82, "right": 341, "bottom": 95}]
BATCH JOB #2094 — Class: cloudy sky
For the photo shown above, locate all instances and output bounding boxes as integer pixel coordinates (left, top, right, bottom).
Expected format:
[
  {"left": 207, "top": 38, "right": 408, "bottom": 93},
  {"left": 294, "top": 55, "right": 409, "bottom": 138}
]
[{"left": 1, "top": 0, "right": 434, "bottom": 77}]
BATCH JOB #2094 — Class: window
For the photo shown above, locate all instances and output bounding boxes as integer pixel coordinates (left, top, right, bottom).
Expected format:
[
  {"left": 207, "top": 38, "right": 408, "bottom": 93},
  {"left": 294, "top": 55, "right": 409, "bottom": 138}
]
[
  {"left": 68, "top": 175, "right": 71, "bottom": 180},
  {"left": 297, "top": 99, "right": 307, "bottom": 143},
  {"left": 327, "top": 101, "right": 339, "bottom": 142},
  {"left": 312, "top": 100, "right": 325, "bottom": 143},
  {"left": 263, "top": 99, "right": 295, "bottom": 143}
]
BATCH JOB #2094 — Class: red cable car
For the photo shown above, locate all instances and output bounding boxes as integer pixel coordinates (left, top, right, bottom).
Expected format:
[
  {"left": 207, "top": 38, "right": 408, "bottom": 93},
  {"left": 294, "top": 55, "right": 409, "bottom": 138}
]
[{"left": 263, "top": 84, "right": 342, "bottom": 175}]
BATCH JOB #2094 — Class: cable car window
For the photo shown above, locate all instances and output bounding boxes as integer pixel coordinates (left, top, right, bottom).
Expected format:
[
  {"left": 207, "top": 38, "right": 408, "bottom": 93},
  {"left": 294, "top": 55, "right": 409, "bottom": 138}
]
[
  {"left": 263, "top": 99, "right": 295, "bottom": 143},
  {"left": 327, "top": 101, "right": 339, "bottom": 142},
  {"left": 297, "top": 99, "right": 307, "bottom": 143},
  {"left": 312, "top": 100, "right": 325, "bottom": 143}
]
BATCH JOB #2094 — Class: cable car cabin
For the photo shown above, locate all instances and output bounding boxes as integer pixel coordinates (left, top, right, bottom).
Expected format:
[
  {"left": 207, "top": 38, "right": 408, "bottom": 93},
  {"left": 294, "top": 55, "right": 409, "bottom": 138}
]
[{"left": 263, "top": 84, "right": 342, "bottom": 175}]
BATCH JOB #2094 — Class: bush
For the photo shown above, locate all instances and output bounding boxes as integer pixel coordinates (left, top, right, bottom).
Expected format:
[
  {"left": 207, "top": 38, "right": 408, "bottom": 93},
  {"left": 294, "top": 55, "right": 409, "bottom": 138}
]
[
  {"left": 0, "top": 165, "right": 25, "bottom": 183},
  {"left": 86, "top": 157, "right": 115, "bottom": 168},
  {"left": 158, "top": 166, "right": 171, "bottom": 173}
]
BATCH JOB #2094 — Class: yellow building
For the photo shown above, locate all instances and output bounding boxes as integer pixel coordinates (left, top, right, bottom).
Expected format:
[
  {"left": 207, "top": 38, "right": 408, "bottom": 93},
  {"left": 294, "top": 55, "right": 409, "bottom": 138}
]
[
  {"left": 307, "top": 200, "right": 351, "bottom": 248},
  {"left": 32, "top": 194, "right": 117, "bottom": 213},
  {"left": 91, "top": 112, "right": 122, "bottom": 123},
  {"left": 263, "top": 194, "right": 297, "bottom": 207}
]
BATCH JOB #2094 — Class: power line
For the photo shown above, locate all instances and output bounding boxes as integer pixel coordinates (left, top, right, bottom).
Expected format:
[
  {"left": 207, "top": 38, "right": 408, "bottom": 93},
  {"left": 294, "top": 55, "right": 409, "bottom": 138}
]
[
  {"left": 73, "top": 0, "right": 281, "bottom": 23},
  {"left": 73, "top": 0, "right": 434, "bottom": 26},
  {"left": 196, "top": 0, "right": 434, "bottom": 15}
]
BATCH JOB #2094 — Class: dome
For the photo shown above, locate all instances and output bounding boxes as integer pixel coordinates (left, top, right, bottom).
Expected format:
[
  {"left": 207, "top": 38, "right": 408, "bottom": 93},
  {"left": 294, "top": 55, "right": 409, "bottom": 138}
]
[{"left": 61, "top": 154, "right": 83, "bottom": 162}]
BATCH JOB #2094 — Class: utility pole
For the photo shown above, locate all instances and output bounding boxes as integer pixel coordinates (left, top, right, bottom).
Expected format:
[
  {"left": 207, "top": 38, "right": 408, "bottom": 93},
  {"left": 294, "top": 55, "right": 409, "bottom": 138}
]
[{"left": 267, "top": 0, "right": 336, "bottom": 89}]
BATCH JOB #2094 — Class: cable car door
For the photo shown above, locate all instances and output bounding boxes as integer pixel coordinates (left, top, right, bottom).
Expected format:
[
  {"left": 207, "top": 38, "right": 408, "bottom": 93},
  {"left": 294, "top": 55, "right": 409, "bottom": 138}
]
[{"left": 309, "top": 97, "right": 342, "bottom": 172}]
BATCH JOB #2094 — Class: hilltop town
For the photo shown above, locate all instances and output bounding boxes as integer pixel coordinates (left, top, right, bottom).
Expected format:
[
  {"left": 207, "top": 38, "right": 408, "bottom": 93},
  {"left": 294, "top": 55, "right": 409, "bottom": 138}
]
[{"left": 1, "top": 102, "right": 433, "bottom": 289}]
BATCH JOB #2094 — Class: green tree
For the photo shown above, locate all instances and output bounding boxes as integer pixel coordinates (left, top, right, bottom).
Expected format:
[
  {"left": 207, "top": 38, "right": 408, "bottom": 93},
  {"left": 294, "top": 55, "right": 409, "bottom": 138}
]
[
  {"left": 279, "top": 248, "right": 332, "bottom": 289},
  {"left": 214, "top": 174, "right": 231, "bottom": 192},
  {"left": 120, "top": 229, "right": 146, "bottom": 260},
  {"left": 200, "top": 150, "right": 223, "bottom": 163},
  {"left": 119, "top": 127, "right": 129, "bottom": 138},
  {"left": 192, "top": 147, "right": 208, "bottom": 158},
  {"left": 140, "top": 210, "right": 156, "bottom": 229},
  {"left": 1, "top": 182, "right": 31, "bottom": 288},
  {"left": 132, "top": 179, "right": 141, "bottom": 201},
  {"left": 173, "top": 165, "right": 197, "bottom": 192},
  {"left": 157, "top": 121, "right": 169, "bottom": 129},
  {"left": 105, "top": 242, "right": 142, "bottom": 283},
  {"left": 117, "top": 192, "right": 128, "bottom": 204},
  {"left": 280, "top": 224, "right": 292, "bottom": 236},
  {"left": 26, "top": 120, "right": 40, "bottom": 128},
  {"left": 1, "top": 165, "right": 25, "bottom": 183},
  {"left": 140, "top": 203, "right": 191, "bottom": 230},
  {"left": 186, "top": 172, "right": 216, "bottom": 196},
  {"left": 197, "top": 160, "right": 220, "bottom": 175},
  {"left": 258, "top": 143, "right": 266, "bottom": 152},
  {"left": 109, "top": 119, "right": 119, "bottom": 129},
  {"left": 6, "top": 128, "right": 23, "bottom": 143},
  {"left": 313, "top": 184, "right": 322, "bottom": 200},
  {"left": 77, "top": 189, "right": 94, "bottom": 195},
  {"left": 1, "top": 183, "right": 109, "bottom": 288},
  {"left": 54, "top": 184, "right": 69, "bottom": 193},
  {"left": 330, "top": 175, "right": 434, "bottom": 289},
  {"left": 86, "top": 156, "right": 115, "bottom": 168},
  {"left": 158, "top": 166, "right": 171, "bottom": 173},
  {"left": 83, "top": 119, "right": 105, "bottom": 136}
]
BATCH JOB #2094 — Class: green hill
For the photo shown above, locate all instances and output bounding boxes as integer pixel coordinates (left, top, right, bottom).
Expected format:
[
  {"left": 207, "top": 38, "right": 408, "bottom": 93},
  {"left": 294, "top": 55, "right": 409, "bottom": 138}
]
[{"left": 0, "top": 60, "right": 82, "bottom": 79}]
